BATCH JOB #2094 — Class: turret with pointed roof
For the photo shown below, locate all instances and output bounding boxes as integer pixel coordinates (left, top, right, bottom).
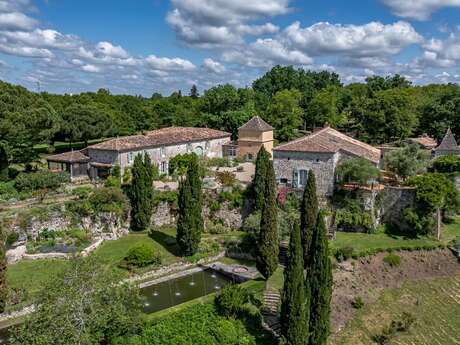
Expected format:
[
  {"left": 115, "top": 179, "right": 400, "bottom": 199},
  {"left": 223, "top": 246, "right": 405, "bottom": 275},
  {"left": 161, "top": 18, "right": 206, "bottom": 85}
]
[
  {"left": 237, "top": 116, "right": 274, "bottom": 160},
  {"left": 435, "top": 128, "right": 460, "bottom": 157}
]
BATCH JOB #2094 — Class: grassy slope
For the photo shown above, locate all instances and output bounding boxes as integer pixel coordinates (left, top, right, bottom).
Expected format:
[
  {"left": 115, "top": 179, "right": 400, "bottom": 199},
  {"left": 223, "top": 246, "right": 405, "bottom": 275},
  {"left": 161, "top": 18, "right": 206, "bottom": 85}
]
[{"left": 330, "top": 274, "right": 460, "bottom": 345}]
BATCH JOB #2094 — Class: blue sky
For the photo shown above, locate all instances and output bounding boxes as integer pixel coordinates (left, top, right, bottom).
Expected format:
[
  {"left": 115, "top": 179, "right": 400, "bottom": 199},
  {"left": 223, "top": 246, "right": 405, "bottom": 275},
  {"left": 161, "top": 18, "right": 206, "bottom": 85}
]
[{"left": 0, "top": 0, "right": 459, "bottom": 95}]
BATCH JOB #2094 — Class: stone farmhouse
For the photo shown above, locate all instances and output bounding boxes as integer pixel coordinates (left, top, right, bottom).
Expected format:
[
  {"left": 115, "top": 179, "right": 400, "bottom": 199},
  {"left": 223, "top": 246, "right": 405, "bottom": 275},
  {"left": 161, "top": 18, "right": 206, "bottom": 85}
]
[
  {"left": 47, "top": 127, "right": 231, "bottom": 180},
  {"left": 273, "top": 126, "right": 381, "bottom": 197}
]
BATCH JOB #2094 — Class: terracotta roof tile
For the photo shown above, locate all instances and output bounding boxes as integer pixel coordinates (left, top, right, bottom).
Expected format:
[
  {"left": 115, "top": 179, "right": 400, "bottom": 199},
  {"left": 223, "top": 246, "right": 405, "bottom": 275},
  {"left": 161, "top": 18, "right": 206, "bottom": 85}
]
[
  {"left": 46, "top": 150, "right": 90, "bottom": 163},
  {"left": 408, "top": 134, "right": 437, "bottom": 149},
  {"left": 436, "top": 128, "right": 460, "bottom": 152},
  {"left": 238, "top": 116, "right": 273, "bottom": 131},
  {"left": 88, "top": 127, "right": 231, "bottom": 152},
  {"left": 274, "top": 126, "right": 381, "bottom": 163}
]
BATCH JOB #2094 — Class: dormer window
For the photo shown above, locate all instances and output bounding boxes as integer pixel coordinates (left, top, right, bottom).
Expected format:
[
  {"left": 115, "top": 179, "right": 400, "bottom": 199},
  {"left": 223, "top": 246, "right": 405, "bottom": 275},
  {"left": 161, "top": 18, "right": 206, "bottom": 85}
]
[
  {"left": 160, "top": 146, "right": 166, "bottom": 158},
  {"left": 186, "top": 143, "right": 192, "bottom": 153}
]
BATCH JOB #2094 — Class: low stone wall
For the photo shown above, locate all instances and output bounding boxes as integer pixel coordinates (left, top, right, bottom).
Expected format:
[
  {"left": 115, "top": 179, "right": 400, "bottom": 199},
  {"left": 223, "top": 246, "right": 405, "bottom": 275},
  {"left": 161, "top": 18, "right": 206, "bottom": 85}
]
[{"left": 7, "top": 237, "right": 107, "bottom": 264}]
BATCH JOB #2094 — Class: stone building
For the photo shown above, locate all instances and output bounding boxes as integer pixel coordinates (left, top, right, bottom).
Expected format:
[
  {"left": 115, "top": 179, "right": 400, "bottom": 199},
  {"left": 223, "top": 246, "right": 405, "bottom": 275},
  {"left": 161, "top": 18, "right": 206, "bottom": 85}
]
[
  {"left": 223, "top": 116, "right": 274, "bottom": 161},
  {"left": 47, "top": 150, "right": 91, "bottom": 181},
  {"left": 273, "top": 126, "right": 381, "bottom": 197},
  {"left": 434, "top": 128, "right": 460, "bottom": 157},
  {"left": 47, "top": 127, "right": 231, "bottom": 180}
]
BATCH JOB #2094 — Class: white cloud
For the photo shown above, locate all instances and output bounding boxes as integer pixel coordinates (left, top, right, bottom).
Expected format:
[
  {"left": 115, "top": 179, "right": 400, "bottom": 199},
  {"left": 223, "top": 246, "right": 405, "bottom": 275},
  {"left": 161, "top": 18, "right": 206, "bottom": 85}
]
[
  {"left": 145, "top": 55, "right": 196, "bottom": 72},
  {"left": 418, "top": 29, "right": 460, "bottom": 67},
  {"left": 283, "top": 21, "right": 422, "bottom": 57},
  {"left": 81, "top": 64, "right": 100, "bottom": 73},
  {"left": 222, "top": 38, "right": 312, "bottom": 68},
  {"left": 382, "top": 0, "right": 460, "bottom": 21},
  {"left": 96, "top": 41, "right": 129, "bottom": 59},
  {"left": 166, "top": 0, "right": 291, "bottom": 47},
  {"left": 0, "top": 12, "right": 37, "bottom": 30},
  {"left": 203, "top": 58, "right": 226, "bottom": 73}
]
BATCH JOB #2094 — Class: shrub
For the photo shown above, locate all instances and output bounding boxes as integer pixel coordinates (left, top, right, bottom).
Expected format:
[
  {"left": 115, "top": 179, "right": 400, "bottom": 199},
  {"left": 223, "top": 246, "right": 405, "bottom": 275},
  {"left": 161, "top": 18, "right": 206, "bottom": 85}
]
[
  {"left": 88, "top": 187, "right": 129, "bottom": 219},
  {"left": 215, "top": 284, "right": 250, "bottom": 318},
  {"left": 123, "top": 244, "right": 161, "bottom": 268},
  {"left": 14, "top": 171, "right": 69, "bottom": 192},
  {"left": 383, "top": 253, "right": 401, "bottom": 267},
  {"left": 242, "top": 212, "right": 260, "bottom": 237},
  {"left": 218, "top": 189, "right": 243, "bottom": 209},
  {"left": 336, "top": 157, "right": 381, "bottom": 186},
  {"left": 207, "top": 157, "right": 232, "bottom": 168},
  {"left": 352, "top": 296, "right": 364, "bottom": 309},
  {"left": 6, "top": 232, "right": 19, "bottom": 247},
  {"left": 372, "top": 312, "right": 416, "bottom": 344},
  {"left": 431, "top": 155, "right": 460, "bottom": 174},
  {"left": 216, "top": 171, "right": 237, "bottom": 187},
  {"left": 0, "top": 181, "right": 19, "bottom": 201},
  {"left": 71, "top": 186, "right": 93, "bottom": 199},
  {"left": 207, "top": 222, "right": 228, "bottom": 235},
  {"left": 334, "top": 246, "right": 355, "bottom": 262}
]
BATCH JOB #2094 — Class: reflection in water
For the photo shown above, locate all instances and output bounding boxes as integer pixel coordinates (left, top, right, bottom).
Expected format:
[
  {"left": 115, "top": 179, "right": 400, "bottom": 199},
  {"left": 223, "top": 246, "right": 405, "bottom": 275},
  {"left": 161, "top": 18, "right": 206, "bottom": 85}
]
[
  {"left": 0, "top": 269, "right": 234, "bottom": 344},
  {"left": 140, "top": 269, "right": 232, "bottom": 314}
]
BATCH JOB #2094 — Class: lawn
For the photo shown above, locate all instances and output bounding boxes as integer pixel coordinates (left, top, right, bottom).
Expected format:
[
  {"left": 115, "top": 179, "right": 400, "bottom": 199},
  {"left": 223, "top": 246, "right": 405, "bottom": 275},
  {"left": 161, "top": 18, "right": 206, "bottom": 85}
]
[
  {"left": 7, "top": 230, "right": 182, "bottom": 308},
  {"left": 330, "top": 274, "right": 460, "bottom": 345}
]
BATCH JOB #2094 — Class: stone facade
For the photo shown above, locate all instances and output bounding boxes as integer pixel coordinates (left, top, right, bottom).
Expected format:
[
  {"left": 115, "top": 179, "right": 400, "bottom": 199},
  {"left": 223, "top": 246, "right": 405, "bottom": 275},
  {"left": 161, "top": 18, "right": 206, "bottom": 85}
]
[
  {"left": 237, "top": 130, "right": 274, "bottom": 160},
  {"left": 273, "top": 150, "right": 339, "bottom": 196}
]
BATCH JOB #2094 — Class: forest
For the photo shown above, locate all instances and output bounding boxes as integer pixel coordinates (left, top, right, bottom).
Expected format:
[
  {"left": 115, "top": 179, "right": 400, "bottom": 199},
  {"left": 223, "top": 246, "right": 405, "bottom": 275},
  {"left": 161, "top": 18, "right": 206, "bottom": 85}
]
[{"left": 1, "top": 65, "right": 460, "bottom": 171}]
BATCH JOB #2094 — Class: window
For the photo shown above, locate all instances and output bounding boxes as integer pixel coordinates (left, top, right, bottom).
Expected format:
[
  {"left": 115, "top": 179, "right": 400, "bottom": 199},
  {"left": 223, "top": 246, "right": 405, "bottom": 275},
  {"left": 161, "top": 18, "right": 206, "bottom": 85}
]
[
  {"left": 160, "top": 146, "right": 166, "bottom": 158},
  {"left": 195, "top": 146, "right": 204, "bottom": 156},
  {"left": 186, "top": 143, "right": 192, "bottom": 153},
  {"left": 160, "top": 161, "right": 168, "bottom": 174},
  {"left": 127, "top": 152, "right": 134, "bottom": 164},
  {"left": 205, "top": 141, "right": 210, "bottom": 150},
  {"left": 299, "top": 169, "right": 308, "bottom": 187},
  {"left": 245, "top": 153, "right": 254, "bottom": 161},
  {"left": 228, "top": 146, "right": 237, "bottom": 157}
]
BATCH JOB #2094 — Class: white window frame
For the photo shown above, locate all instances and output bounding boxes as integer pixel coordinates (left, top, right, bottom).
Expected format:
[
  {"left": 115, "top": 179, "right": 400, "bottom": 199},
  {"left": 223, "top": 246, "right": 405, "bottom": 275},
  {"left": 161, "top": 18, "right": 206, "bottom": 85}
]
[
  {"left": 186, "top": 143, "right": 192, "bottom": 153},
  {"left": 298, "top": 169, "right": 308, "bottom": 188},
  {"left": 127, "top": 152, "right": 134, "bottom": 164},
  {"left": 160, "top": 146, "right": 166, "bottom": 158},
  {"left": 160, "top": 161, "right": 168, "bottom": 174}
]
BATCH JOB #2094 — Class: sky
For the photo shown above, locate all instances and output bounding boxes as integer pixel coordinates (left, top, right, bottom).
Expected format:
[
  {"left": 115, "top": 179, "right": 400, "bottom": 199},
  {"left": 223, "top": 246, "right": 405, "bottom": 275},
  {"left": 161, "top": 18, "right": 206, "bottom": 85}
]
[{"left": 0, "top": 0, "right": 460, "bottom": 96}]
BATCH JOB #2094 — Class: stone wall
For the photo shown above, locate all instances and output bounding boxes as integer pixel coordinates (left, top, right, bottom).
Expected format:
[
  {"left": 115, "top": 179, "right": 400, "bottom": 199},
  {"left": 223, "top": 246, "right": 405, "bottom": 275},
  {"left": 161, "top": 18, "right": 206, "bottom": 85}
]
[
  {"left": 151, "top": 200, "right": 245, "bottom": 230},
  {"left": 378, "top": 186, "right": 416, "bottom": 229},
  {"left": 273, "top": 150, "right": 338, "bottom": 196}
]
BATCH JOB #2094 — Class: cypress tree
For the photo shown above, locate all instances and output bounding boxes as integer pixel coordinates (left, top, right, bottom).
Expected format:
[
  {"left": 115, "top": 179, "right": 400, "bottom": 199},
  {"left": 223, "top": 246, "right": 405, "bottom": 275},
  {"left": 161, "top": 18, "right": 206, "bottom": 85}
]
[
  {"left": 256, "top": 159, "right": 279, "bottom": 279},
  {"left": 176, "top": 154, "right": 203, "bottom": 256},
  {"left": 128, "top": 153, "right": 154, "bottom": 230},
  {"left": 252, "top": 146, "right": 270, "bottom": 211},
  {"left": 0, "top": 145, "right": 8, "bottom": 182},
  {"left": 300, "top": 170, "right": 318, "bottom": 269},
  {"left": 0, "top": 230, "right": 6, "bottom": 314},
  {"left": 280, "top": 222, "right": 309, "bottom": 345},
  {"left": 308, "top": 212, "right": 332, "bottom": 345}
]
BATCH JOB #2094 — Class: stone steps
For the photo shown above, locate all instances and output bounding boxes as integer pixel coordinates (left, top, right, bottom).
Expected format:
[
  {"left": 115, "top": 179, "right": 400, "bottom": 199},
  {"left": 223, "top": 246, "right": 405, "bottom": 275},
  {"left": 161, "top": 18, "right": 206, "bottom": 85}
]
[{"left": 262, "top": 290, "right": 282, "bottom": 338}]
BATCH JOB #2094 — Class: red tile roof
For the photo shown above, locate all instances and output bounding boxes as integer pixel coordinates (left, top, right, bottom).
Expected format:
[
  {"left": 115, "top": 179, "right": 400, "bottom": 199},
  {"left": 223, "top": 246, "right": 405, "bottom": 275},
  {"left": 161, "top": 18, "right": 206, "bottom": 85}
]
[
  {"left": 273, "top": 126, "right": 381, "bottom": 163},
  {"left": 88, "top": 127, "right": 231, "bottom": 152},
  {"left": 238, "top": 116, "right": 273, "bottom": 131},
  {"left": 408, "top": 134, "right": 437, "bottom": 149},
  {"left": 46, "top": 150, "right": 90, "bottom": 163}
]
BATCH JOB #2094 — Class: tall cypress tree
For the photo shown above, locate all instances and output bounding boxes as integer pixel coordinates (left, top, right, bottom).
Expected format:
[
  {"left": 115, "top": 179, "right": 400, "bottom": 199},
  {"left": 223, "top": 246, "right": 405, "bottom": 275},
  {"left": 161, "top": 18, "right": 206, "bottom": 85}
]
[
  {"left": 308, "top": 212, "right": 332, "bottom": 345},
  {"left": 176, "top": 154, "right": 203, "bottom": 256},
  {"left": 252, "top": 146, "right": 270, "bottom": 211},
  {"left": 300, "top": 170, "right": 318, "bottom": 269},
  {"left": 256, "top": 159, "right": 279, "bottom": 280},
  {"left": 280, "top": 222, "right": 309, "bottom": 345},
  {"left": 129, "top": 153, "right": 154, "bottom": 230},
  {"left": 0, "top": 230, "right": 6, "bottom": 313}
]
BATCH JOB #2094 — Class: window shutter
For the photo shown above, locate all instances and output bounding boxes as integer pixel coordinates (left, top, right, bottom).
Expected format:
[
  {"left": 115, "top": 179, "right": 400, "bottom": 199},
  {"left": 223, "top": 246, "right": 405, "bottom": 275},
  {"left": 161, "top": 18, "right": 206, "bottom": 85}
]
[{"left": 292, "top": 169, "right": 299, "bottom": 188}]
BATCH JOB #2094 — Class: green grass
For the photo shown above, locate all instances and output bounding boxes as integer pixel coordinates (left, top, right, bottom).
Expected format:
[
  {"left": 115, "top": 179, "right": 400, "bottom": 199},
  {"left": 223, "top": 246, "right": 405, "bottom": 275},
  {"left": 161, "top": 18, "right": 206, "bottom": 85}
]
[
  {"left": 7, "top": 230, "right": 182, "bottom": 307},
  {"left": 330, "top": 274, "right": 460, "bottom": 345},
  {"left": 331, "top": 231, "right": 441, "bottom": 254}
]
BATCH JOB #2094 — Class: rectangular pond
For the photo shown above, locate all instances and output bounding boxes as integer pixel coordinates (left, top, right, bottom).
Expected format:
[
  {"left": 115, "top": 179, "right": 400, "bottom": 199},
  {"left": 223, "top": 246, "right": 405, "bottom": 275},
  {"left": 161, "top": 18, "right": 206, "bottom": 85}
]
[
  {"left": 140, "top": 268, "right": 233, "bottom": 314},
  {"left": 0, "top": 267, "right": 239, "bottom": 343}
]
